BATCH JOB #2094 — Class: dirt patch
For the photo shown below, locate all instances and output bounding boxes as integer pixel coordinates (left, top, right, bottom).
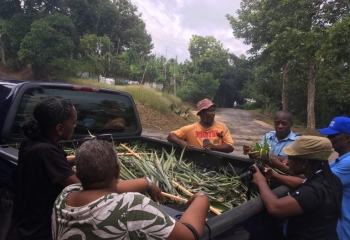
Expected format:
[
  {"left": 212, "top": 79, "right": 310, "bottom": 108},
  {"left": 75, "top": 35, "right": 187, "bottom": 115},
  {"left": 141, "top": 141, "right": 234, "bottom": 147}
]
[
  {"left": 136, "top": 101, "right": 198, "bottom": 140},
  {"left": 252, "top": 119, "right": 274, "bottom": 128},
  {"left": 0, "top": 64, "right": 33, "bottom": 80}
]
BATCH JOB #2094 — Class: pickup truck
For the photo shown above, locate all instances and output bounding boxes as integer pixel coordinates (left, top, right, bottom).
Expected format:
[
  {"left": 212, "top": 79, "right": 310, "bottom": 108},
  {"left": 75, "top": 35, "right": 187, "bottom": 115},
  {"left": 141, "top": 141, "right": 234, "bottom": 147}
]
[{"left": 0, "top": 80, "right": 289, "bottom": 240}]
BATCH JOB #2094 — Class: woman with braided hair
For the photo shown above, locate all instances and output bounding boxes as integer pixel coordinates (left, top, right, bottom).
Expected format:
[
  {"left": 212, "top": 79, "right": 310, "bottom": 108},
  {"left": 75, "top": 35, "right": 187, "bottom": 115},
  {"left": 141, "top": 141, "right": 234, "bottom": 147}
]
[{"left": 11, "top": 96, "right": 80, "bottom": 240}]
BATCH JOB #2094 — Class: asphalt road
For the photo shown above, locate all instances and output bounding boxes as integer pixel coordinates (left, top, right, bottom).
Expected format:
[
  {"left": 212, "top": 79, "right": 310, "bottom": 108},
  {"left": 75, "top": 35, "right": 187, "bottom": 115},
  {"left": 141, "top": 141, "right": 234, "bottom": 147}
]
[
  {"left": 142, "top": 107, "right": 274, "bottom": 157},
  {"left": 214, "top": 108, "right": 274, "bottom": 156}
]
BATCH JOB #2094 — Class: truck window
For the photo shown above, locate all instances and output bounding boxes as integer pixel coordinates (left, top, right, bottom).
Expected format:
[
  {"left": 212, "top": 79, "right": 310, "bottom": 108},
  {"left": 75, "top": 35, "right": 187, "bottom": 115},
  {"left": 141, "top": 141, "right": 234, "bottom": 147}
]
[
  {"left": 0, "top": 86, "right": 4, "bottom": 98},
  {"left": 11, "top": 87, "right": 138, "bottom": 138}
]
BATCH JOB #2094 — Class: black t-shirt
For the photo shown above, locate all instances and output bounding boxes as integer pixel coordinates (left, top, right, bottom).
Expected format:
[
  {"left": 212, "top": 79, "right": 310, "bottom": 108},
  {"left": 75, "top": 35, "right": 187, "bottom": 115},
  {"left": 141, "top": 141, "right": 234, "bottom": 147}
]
[
  {"left": 13, "top": 135, "right": 75, "bottom": 240},
  {"left": 286, "top": 172, "right": 342, "bottom": 240}
]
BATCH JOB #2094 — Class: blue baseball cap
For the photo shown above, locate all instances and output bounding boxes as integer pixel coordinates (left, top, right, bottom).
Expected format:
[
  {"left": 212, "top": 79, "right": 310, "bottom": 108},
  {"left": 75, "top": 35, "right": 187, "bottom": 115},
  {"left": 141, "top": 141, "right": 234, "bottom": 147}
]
[{"left": 318, "top": 116, "right": 350, "bottom": 135}]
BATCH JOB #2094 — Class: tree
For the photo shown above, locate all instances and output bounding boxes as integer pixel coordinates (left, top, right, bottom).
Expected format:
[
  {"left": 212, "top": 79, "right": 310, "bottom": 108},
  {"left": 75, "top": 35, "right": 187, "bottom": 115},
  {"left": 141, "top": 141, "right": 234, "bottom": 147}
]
[
  {"left": 18, "top": 13, "right": 76, "bottom": 78},
  {"left": 63, "top": 0, "right": 100, "bottom": 37},
  {"left": 216, "top": 54, "right": 254, "bottom": 107},
  {"left": 178, "top": 72, "right": 219, "bottom": 103},
  {"left": 226, "top": 0, "right": 348, "bottom": 128},
  {"left": 188, "top": 35, "right": 229, "bottom": 79},
  {"left": 115, "top": 0, "right": 153, "bottom": 56},
  {"left": 97, "top": 0, "right": 120, "bottom": 45},
  {"left": 3, "top": 13, "right": 40, "bottom": 67}
]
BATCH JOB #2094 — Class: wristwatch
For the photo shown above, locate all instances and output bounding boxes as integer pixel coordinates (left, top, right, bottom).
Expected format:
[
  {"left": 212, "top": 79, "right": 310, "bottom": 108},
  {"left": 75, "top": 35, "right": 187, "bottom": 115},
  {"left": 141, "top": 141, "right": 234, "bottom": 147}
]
[{"left": 144, "top": 177, "right": 153, "bottom": 191}]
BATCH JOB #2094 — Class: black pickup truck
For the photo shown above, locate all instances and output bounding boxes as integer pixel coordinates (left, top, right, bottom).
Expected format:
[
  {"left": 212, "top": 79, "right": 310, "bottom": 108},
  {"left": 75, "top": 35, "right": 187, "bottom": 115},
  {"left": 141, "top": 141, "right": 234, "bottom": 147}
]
[{"left": 0, "top": 80, "right": 288, "bottom": 239}]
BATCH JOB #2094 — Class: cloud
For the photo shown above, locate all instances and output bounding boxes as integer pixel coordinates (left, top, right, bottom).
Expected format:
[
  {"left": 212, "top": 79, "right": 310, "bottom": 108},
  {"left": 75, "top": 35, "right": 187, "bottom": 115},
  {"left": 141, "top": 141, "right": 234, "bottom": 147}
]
[{"left": 130, "top": 0, "right": 250, "bottom": 62}]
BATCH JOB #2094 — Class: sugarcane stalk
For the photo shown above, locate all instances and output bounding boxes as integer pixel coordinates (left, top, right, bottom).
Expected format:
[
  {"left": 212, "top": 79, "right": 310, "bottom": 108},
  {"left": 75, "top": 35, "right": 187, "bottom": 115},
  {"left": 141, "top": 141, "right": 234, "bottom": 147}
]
[
  {"left": 161, "top": 192, "right": 188, "bottom": 203},
  {"left": 172, "top": 180, "right": 222, "bottom": 215},
  {"left": 67, "top": 153, "right": 152, "bottom": 159},
  {"left": 172, "top": 180, "right": 193, "bottom": 196},
  {"left": 120, "top": 143, "right": 142, "bottom": 160}
]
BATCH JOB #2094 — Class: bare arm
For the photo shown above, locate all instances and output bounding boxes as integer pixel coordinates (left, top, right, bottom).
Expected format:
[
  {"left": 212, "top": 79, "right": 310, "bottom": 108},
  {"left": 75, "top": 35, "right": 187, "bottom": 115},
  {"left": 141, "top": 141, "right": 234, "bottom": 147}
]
[
  {"left": 259, "top": 155, "right": 293, "bottom": 175},
  {"left": 205, "top": 143, "right": 234, "bottom": 153},
  {"left": 167, "top": 192, "right": 209, "bottom": 240},
  {"left": 66, "top": 156, "right": 75, "bottom": 167},
  {"left": 117, "top": 178, "right": 164, "bottom": 203},
  {"left": 58, "top": 174, "right": 80, "bottom": 188},
  {"left": 167, "top": 133, "right": 194, "bottom": 151},
  {"left": 252, "top": 166, "right": 303, "bottom": 218},
  {"left": 265, "top": 168, "right": 305, "bottom": 189}
]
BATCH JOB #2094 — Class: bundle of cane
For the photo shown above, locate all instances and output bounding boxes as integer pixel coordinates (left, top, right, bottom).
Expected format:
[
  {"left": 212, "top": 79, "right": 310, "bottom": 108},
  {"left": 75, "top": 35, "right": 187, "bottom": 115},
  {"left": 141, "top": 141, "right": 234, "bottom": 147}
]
[{"left": 247, "top": 135, "right": 271, "bottom": 163}]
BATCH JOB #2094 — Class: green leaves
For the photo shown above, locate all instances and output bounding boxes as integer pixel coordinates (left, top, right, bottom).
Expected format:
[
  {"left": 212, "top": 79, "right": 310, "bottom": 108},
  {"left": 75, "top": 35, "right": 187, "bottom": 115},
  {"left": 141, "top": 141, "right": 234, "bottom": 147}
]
[
  {"left": 227, "top": 0, "right": 350, "bottom": 127},
  {"left": 18, "top": 14, "right": 75, "bottom": 64}
]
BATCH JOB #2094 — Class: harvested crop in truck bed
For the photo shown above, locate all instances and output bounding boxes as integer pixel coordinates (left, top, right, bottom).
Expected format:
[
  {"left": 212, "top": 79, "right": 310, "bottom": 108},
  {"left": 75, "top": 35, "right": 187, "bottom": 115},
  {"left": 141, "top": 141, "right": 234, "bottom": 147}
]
[{"left": 66, "top": 141, "right": 255, "bottom": 213}]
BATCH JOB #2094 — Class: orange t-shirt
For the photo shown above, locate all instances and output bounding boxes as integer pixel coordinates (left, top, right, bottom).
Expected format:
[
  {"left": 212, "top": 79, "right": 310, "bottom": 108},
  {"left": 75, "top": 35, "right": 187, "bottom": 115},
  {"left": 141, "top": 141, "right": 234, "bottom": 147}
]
[{"left": 170, "top": 121, "right": 234, "bottom": 148}]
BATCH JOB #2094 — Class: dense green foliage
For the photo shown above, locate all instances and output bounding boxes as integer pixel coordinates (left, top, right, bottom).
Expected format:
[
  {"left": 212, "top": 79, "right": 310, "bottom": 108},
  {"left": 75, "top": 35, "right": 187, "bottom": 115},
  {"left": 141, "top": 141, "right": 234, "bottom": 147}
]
[
  {"left": 2, "top": 0, "right": 348, "bottom": 128},
  {"left": 227, "top": 0, "right": 350, "bottom": 127},
  {"left": 0, "top": 0, "right": 152, "bottom": 78}
]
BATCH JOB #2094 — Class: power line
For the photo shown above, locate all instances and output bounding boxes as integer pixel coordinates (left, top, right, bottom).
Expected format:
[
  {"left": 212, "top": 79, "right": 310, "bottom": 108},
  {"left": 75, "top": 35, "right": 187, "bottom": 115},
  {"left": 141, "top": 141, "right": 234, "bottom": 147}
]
[
  {"left": 132, "top": 0, "right": 189, "bottom": 46},
  {"left": 151, "top": 35, "right": 188, "bottom": 59},
  {"left": 149, "top": 0, "right": 189, "bottom": 43},
  {"left": 152, "top": 38, "right": 188, "bottom": 60},
  {"left": 155, "top": 0, "right": 189, "bottom": 43}
]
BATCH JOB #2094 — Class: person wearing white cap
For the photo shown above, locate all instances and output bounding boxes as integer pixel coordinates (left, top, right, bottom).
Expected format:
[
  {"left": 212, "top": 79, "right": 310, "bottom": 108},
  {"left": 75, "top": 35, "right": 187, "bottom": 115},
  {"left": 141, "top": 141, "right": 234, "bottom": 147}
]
[
  {"left": 167, "top": 98, "right": 234, "bottom": 153},
  {"left": 252, "top": 136, "right": 342, "bottom": 240},
  {"left": 318, "top": 116, "right": 350, "bottom": 240}
]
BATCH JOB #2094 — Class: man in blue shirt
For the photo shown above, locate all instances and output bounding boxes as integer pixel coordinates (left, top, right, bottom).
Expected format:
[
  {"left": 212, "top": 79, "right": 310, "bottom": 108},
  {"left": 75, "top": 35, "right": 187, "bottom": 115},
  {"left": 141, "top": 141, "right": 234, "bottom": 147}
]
[
  {"left": 318, "top": 116, "right": 350, "bottom": 240},
  {"left": 243, "top": 110, "right": 301, "bottom": 174}
]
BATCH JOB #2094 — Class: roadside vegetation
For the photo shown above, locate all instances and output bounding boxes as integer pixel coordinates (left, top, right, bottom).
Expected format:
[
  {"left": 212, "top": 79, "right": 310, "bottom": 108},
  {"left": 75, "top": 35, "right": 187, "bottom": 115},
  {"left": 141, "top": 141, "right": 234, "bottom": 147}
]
[
  {"left": 68, "top": 78, "right": 182, "bottom": 113},
  {"left": 1, "top": 0, "right": 350, "bottom": 130}
]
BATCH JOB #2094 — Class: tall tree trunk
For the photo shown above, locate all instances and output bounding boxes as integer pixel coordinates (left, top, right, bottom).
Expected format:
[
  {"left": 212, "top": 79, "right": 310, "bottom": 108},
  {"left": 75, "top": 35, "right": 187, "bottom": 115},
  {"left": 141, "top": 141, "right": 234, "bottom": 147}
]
[
  {"left": 14, "top": 0, "right": 22, "bottom": 13},
  {"left": 307, "top": 64, "right": 316, "bottom": 129},
  {"left": 282, "top": 63, "right": 289, "bottom": 111},
  {"left": 1, "top": 42, "right": 5, "bottom": 65}
]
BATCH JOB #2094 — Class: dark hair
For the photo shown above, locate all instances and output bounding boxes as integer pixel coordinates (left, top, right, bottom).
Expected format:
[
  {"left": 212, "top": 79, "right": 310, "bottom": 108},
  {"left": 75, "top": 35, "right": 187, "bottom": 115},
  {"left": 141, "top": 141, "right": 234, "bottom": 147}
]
[
  {"left": 75, "top": 139, "right": 119, "bottom": 190},
  {"left": 275, "top": 110, "right": 293, "bottom": 122},
  {"left": 308, "top": 160, "right": 342, "bottom": 219},
  {"left": 22, "top": 97, "right": 74, "bottom": 139}
]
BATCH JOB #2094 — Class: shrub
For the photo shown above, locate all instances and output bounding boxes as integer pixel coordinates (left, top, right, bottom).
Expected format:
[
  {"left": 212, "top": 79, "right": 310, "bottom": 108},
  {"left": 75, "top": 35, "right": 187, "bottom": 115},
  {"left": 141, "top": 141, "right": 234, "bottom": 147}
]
[{"left": 242, "top": 102, "right": 258, "bottom": 110}]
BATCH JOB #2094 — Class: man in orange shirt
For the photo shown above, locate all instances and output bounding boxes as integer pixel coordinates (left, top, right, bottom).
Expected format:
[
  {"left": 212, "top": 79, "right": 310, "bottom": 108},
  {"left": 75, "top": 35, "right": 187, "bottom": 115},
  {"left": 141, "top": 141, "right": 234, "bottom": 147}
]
[{"left": 167, "top": 98, "right": 234, "bottom": 153}]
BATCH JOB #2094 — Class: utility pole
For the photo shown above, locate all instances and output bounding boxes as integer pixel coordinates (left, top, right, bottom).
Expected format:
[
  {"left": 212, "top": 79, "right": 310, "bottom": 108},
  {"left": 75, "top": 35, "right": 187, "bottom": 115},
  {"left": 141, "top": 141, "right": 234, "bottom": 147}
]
[
  {"left": 174, "top": 55, "right": 177, "bottom": 107},
  {"left": 164, "top": 47, "right": 167, "bottom": 81},
  {"left": 0, "top": 33, "right": 5, "bottom": 65}
]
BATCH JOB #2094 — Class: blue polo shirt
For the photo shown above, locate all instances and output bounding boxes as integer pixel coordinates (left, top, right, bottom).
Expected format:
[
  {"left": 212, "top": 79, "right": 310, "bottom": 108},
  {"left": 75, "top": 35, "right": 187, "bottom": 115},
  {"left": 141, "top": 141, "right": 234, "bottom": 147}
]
[
  {"left": 330, "top": 151, "right": 350, "bottom": 240},
  {"left": 261, "top": 131, "right": 301, "bottom": 156}
]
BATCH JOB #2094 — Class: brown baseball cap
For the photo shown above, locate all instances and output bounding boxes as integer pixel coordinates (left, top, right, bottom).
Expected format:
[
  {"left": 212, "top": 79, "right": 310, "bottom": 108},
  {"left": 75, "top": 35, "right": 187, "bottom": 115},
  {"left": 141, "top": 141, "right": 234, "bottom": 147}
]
[
  {"left": 283, "top": 136, "right": 333, "bottom": 161},
  {"left": 197, "top": 98, "right": 216, "bottom": 115}
]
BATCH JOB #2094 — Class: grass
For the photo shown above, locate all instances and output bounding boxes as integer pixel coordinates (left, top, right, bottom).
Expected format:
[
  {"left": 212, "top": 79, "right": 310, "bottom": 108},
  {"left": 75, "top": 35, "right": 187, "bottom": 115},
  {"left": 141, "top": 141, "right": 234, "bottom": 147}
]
[{"left": 67, "top": 78, "right": 183, "bottom": 113}]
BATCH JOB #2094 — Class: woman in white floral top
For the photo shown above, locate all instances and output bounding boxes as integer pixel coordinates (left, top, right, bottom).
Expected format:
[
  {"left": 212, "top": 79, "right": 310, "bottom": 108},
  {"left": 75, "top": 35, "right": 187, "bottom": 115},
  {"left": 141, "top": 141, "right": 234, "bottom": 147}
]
[{"left": 52, "top": 140, "right": 209, "bottom": 240}]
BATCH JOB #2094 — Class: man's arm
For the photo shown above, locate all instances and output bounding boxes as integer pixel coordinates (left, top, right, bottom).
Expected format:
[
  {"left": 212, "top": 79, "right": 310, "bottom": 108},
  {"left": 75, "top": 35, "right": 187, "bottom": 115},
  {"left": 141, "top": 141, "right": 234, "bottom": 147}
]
[
  {"left": 58, "top": 174, "right": 80, "bottom": 187},
  {"left": 209, "top": 144, "right": 234, "bottom": 153},
  {"left": 215, "top": 125, "right": 234, "bottom": 153},
  {"left": 167, "top": 132, "right": 193, "bottom": 151}
]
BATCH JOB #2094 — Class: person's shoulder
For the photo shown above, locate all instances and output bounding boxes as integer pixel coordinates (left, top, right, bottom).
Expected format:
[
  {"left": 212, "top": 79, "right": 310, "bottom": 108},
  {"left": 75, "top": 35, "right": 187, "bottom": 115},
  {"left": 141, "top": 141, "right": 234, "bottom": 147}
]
[
  {"left": 290, "top": 131, "right": 303, "bottom": 140},
  {"left": 264, "top": 131, "right": 276, "bottom": 138},
  {"left": 172, "top": 122, "right": 198, "bottom": 131},
  {"left": 214, "top": 121, "right": 229, "bottom": 128},
  {"left": 58, "top": 183, "right": 82, "bottom": 200}
]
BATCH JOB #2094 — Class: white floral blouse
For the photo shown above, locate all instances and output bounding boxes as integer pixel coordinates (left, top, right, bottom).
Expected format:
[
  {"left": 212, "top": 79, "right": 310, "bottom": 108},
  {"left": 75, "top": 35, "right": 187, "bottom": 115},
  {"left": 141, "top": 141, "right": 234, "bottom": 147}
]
[{"left": 52, "top": 184, "right": 175, "bottom": 240}]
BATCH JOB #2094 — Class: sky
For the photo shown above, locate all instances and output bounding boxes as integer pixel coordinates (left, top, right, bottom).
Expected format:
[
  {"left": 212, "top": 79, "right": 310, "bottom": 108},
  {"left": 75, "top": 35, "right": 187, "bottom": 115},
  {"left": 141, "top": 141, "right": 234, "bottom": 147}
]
[{"left": 128, "top": 0, "right": 251, "bottom": 63}]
